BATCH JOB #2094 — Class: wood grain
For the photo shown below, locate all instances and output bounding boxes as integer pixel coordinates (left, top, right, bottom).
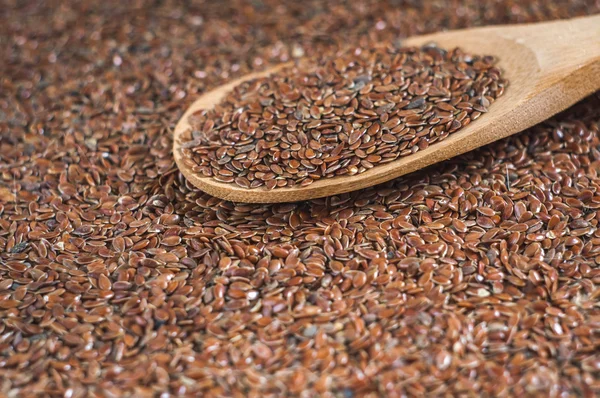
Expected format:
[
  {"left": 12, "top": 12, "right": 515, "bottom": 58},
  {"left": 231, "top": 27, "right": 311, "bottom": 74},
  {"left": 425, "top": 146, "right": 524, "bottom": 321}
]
[{"left": 173, "top": 14, "right": 600, "bottom": 203}]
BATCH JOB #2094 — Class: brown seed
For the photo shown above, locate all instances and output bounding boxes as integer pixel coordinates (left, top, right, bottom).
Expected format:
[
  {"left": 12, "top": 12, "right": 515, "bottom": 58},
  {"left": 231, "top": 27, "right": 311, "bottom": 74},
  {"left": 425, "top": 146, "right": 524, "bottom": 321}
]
[{"left": 98, "top": 274, "right": 112, "bottom": 290}]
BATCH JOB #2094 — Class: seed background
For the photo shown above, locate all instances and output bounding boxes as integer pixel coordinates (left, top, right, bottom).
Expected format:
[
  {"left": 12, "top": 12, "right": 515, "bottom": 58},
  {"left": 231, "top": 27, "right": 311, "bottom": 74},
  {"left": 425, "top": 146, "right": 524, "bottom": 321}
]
[{"left": 1, "top": 0, "right": 599, "bottom": 397}]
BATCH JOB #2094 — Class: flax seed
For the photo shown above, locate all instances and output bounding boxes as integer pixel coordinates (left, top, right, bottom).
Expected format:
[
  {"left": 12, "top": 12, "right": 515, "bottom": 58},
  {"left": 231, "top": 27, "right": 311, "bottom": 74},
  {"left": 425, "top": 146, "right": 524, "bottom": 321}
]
[{"left": 1, "top": 1, "right": 600, "bottom": 397}]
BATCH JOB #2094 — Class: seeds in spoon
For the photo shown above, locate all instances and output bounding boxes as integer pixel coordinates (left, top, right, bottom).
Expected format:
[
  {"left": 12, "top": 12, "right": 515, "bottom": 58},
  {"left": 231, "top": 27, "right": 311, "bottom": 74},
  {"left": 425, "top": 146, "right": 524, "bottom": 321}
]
[{"left": 181, "top": 44, "right": 507, "bottom": 189}]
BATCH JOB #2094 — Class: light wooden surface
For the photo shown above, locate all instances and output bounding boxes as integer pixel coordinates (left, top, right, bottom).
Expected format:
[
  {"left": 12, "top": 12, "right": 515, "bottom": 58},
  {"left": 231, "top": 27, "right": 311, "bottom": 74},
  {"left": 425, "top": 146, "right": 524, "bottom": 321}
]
[{"left": 173, "top": 14, "right": 600, "bottom": 203}]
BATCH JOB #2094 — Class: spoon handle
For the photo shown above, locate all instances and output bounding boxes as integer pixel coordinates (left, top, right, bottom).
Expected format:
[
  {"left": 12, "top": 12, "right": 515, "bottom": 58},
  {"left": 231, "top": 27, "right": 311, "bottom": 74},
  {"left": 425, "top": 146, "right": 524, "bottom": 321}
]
[{"left": 496, "top": 14, "right": 600, "bottom": 83}]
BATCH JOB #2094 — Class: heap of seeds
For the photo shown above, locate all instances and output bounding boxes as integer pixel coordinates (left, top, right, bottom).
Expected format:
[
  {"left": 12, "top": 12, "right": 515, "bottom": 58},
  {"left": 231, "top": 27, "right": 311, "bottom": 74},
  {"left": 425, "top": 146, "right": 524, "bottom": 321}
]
[
  {"left": 181, "top": 45, "right": 506, "bottom": 189},
  {"left": 1, "top": 1, "right": 599, "bottom": 397}
]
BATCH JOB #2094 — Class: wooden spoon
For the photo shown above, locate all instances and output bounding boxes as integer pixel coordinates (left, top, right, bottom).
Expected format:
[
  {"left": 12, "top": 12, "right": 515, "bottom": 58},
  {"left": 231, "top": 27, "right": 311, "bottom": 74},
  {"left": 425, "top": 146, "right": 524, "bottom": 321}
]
[{"left": 174, "top": 14, "right": 600, "bottom": 203}]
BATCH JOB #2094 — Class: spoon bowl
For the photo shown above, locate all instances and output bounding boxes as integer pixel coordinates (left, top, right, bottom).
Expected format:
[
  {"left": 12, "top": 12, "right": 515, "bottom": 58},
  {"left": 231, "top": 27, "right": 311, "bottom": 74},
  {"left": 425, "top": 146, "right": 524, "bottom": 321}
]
[{"left": 174, "top": 14, "right": 600, "bottom": 203}]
